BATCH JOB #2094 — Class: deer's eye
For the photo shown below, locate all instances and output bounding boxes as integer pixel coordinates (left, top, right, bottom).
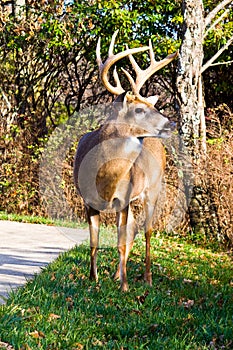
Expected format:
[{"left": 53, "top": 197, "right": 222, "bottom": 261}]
[{"left": 135, "top": 108, "right": 144, "bottom": 114}]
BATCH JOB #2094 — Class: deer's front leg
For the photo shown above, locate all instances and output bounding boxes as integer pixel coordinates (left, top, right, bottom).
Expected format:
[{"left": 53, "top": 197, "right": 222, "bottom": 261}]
[
  {"left": 86, "top": 206, "right": 100, "bottom": 281},
  {"left": 144, "top": 226, "right": 152, "bottom": 286},
  {"left": 144, "top": 200, "right": 154, "bottom": 286},
  {"left": 116, "top": 205, "right": 136, "bottom": 291}
]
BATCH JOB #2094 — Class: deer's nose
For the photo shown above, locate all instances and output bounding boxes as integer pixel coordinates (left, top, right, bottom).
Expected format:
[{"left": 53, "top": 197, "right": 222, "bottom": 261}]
[
  {"left": 163, "top": 121, "right": 172, "bottom": 130},
  {"left": 170, "top": 121, "right": 176, "bottom": 130},
  {"left": 163, "top": 121, "right": 176, "bottom": 131}
]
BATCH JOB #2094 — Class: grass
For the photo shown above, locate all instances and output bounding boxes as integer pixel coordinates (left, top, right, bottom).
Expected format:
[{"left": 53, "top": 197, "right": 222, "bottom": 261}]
[
  {"left": 0, "top": 229, "right": 232, "bottom": 350},
  {"left": 0, "top": 211, "right": 87, "bottom": 229}
]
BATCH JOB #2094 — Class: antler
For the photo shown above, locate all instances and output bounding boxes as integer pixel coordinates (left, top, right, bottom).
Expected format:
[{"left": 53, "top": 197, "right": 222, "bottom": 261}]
[
  {"left": 122, "top": 41, "right": 178, "bottom": 95},
  {"left": 96, "top": 30, "right": 149, "bottom": 96},
  {"left": 96, "top": 30, "right": 178, "bottom": 96}
]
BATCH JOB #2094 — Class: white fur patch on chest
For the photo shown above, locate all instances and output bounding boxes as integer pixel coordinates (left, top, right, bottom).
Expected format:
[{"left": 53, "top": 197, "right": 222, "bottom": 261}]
[{"left": 123, "top": 137, "right": 142, "bottom": 155}]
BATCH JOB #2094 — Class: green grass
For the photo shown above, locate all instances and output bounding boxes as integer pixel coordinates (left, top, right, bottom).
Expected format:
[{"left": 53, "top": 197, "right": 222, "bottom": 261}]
[
  {"left": 0, "top": 211, "right": 87, "bottom": 229},
  {"left": 0, "top": 231, "right": 232, "bottom": 350}
]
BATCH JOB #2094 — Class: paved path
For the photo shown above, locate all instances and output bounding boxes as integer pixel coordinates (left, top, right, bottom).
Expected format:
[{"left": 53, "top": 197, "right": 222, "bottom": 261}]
[{"left": 0, "top": 220, "right": 89, "bottom": 304}]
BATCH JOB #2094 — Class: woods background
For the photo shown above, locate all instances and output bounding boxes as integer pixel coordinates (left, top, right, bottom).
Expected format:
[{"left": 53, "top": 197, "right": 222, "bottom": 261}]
[{"left": 0, "top": 0, "right": 232, "bottom": 246}]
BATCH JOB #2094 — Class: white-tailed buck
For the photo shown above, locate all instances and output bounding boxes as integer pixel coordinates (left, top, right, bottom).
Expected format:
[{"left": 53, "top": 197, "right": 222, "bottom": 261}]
[{"left": 74, "top": 31, "right": 177, "bottom": 291}]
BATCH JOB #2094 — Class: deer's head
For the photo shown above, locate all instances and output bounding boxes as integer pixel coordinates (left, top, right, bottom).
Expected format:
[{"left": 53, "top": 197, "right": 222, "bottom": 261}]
[{"left": 97, "top": 30, "right": 178, "bottom": 138}]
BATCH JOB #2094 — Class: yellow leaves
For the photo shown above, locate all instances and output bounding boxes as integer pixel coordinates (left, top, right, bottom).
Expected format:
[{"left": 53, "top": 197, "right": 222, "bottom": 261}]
[
  {"left": 50, "top": 272, "right": 56, "bottom": 281},
  {"left": 26, "top": 313, "right": 61, "bottom": 345},
  {"left": 131, "top": 309, "right": 142, "bottom": 315},
  {"left": 182, "top": 313, "right": 195, "bottom": 326},
  {"left": 29, "top": 330, "right": 45, "bottom": 339},
  {"left": 92, "top": 339, "right": 105, "bottom": 347},
  {"left": 210, "top": 279, "right": 220, "bottom": 286},
  {"left": 48, "top": 313, "right": 61, "bottom": 321},
  {"left": 73, "top": 343, "right": 84, "bottom": 350},
  {"left": 66, "top": 296, "right": 74, "bottom": 310},
  {"left": 68, "top": 273, "right": 75, "bottom": 280}
]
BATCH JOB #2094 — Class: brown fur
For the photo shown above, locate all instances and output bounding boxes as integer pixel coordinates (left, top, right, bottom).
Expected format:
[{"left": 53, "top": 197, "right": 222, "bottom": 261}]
[
  {"left": 74, "top": 31, "right": 176, "bottom": 291},
  {"left": 74, "top": 93, "right": 171, "bottom": 291}
]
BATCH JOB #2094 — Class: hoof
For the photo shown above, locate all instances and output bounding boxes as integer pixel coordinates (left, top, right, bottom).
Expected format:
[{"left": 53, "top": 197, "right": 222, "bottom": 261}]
[
  {"left": 113, "top": 264, "right": 120, "bottom": 280},
  {"left": 121, "top": 282, "right": 129, "bottom": 292},
  {"left": 113, "top": 270, "right": 120, "bottom": 281}
]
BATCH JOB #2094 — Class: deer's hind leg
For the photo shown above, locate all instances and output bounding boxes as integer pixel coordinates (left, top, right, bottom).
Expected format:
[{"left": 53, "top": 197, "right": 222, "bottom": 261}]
[{"left": 86, "top": 205, "right": 100, "bottom": 281}]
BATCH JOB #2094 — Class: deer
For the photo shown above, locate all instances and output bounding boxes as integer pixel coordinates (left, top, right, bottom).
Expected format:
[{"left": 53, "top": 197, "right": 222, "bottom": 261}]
[{"left": 74, "top": 30, "right": 177, "bottom": 291}]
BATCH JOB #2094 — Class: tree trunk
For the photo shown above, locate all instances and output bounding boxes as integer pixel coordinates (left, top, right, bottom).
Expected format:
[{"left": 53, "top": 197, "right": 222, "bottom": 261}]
[
  {"left": 176, "top": 0, "right": 233, "bottom": 237},
  {"left": 176, "top": 0, "right": 204, "bottom": 157},
  {"left": 176, "top": 0, "right": 205, "bottom": 233},
  {"left": 14, "top": 0, "right": 26, "bottom": 18}
]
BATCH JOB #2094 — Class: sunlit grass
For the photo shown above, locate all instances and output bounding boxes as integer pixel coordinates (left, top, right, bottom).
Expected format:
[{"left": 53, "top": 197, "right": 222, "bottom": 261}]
[
  {"left": 0, "top": 231, "right": 232, "bottom": 349},
  {"left": 0, "top": 211, "right": 87, "bottom": 229}
]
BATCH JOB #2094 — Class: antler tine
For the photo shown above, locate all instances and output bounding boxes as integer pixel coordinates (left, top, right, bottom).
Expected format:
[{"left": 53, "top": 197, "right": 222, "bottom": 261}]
[
  {"left": 131, "top": 40, "right": 178, "bottom": 95},
  {"left": 96, "top": 30, "right": 150, "bottom": 96},
  {"left": 109, "top": 29, "right": 119, "bottom": 57},
  {"left": 113, "top": 67, "right": 124, "bottom": 92},
  {"left": 122, "top": 39, "right": 178, "bottom": 95},
  {"left": 148, "top": 39, "right": 155, "bottom": 63},
  {"left": 121, "top": 44, "right": 144, "bottom": 95},
  {"left": 96, "top": 36, "right": 103, "bottom": 70}
]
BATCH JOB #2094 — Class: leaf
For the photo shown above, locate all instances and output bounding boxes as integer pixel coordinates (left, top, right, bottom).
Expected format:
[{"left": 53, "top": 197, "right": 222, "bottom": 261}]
[
  {"left": 136, "top": 290, "right": 149, "bottom": 304},
  {"left": 0, "top": 342, "right": 15, "bottom": 350},
  {"left": 29, "top": 330, "right": 45, "bottom": 339},
  {"left": 131, "top": 309, "right": 142, "bottom": 315},
  {"left": 68, "top": 273, "right": 75, "bottom": 280},
  {"left": 149, "top": 323, "right": 159, "bottom": 332},
  {"left": 180, "top": 299, "right": 195, "bottom": 309},
  {"left": 183, "top": 278, "right": 193, "bottom": 284},
  {"left": 48, "top": 313, "right": 61, "bottom": 321},
  {"left": 50, "top": 272, "right": 56, "bottom": 281},
  {"left": 92, "top": 339, "right": 104, "bottom": 347}
]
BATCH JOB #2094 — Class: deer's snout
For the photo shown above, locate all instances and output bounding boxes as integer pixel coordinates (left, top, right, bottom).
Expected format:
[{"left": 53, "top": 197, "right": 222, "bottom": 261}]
[
  {"left": 163, "top": 120, "right": 176, "bottom": 131},
  {"left": 158, "top": 120, "right": 176, "bottom": 138},
  {"left": 170, "top": 121, "right": 176, "bottom": 130}
]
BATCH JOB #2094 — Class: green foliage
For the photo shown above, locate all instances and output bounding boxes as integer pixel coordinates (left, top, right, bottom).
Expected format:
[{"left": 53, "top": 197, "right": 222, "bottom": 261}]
[
  {"left": 0, "top": 233, "right": 232, "bottom": 349},
  {"left": 0, "top": 0, "right": 181, "bottom": 217},
  {"left": 0, "top": 0, "right": 232, "bottom": 231}
]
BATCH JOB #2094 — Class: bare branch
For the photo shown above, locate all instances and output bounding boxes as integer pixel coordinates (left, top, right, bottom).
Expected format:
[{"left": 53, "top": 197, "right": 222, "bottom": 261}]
[
  {"left": 201, "top": 35, "right": 233, "bottom": 74},
  {"left": 204, "top": 8, "right": 230, "bottom": 38},
  {"left": 210, "top": 59, "right": 233, "bottom": 67},
  {"left": 205, "top": 0, "right": 232, "bottom": 28}
]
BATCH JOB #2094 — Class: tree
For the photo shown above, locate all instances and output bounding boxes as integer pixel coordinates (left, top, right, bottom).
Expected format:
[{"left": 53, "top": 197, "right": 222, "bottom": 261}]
[
  {"left": 177, "top": 0, "right": 233, "bottom": 154},
  {"left": 176, "top": 0, "right": 233, "bottom": 238},
  {"left": 0, "top": 0, "right": 232, "bottom": 242},
  {"left": 0, "top": 0, "right": 181, "bottom": 215}
]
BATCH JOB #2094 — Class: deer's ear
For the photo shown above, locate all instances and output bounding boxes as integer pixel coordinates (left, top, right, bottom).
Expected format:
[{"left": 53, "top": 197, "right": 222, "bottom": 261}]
[
  {"left": 146, "top": 95, "right": 159, "bottom": 106},
  {"left": 113, "top": 92, "right": 126, "bottom": 104},
  {"left": 113, "top": 92, "right": 128, "bottom": 112}
]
